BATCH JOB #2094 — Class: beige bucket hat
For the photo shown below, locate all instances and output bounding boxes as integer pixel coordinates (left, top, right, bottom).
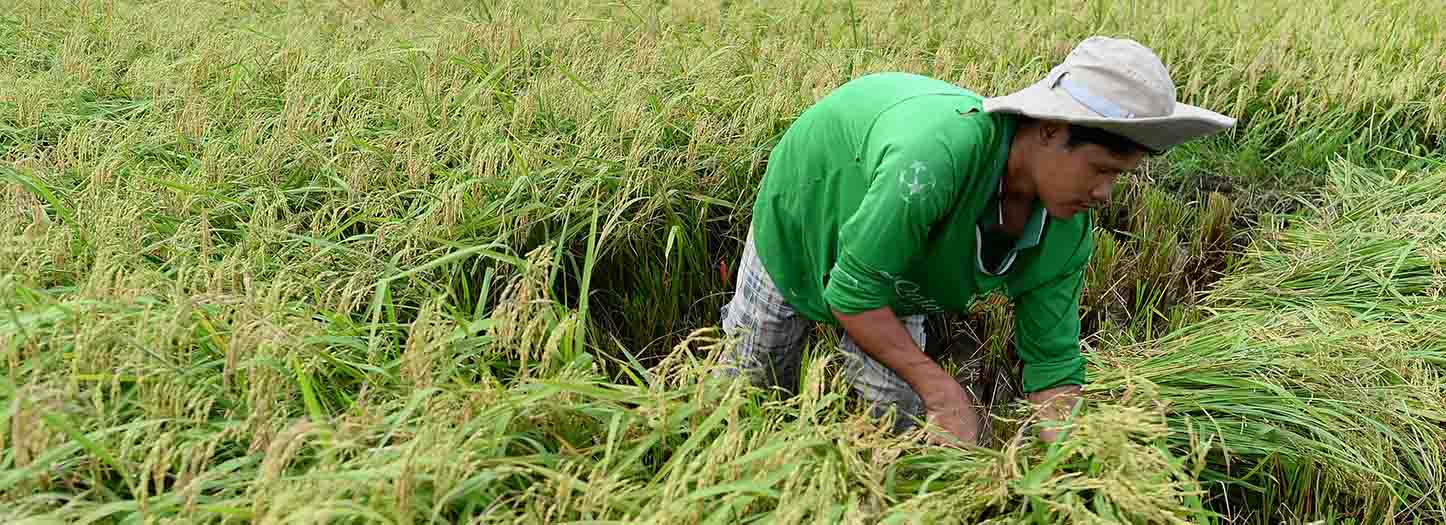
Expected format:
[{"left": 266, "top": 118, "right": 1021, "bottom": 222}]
[{"left": 983, "top": 36, "right": 1236, "bottom": 152}]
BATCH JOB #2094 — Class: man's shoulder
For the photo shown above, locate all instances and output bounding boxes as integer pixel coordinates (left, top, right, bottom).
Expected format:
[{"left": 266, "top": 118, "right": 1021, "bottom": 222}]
[
  {"left": 840, "top": 71, "right": 981, "bottom": 96},
  {"left": 864, "top": 103, "right": 1012, "bottom": 190},
  {"left": 1010, "top": 212, "right": 1096, "bottom": 293},
  {"left": 780, "top": 73, "right": 981, "bottom": 155},
  {"left": 1050, "top": 211, "right": 1095, "bottom": 261},
  {"left": 822, "top": 72, "right": 986, "bottom": 120}
]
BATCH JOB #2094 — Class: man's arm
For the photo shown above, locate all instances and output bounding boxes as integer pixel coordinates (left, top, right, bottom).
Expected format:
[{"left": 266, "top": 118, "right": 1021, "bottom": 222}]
[
  {"left": 817, "top": 116, "right": 990, "bottom": 444},
  {"left": 833, "top": 306, "right": 979, "bottom": 445},
  {"left": 1010, "top": 247, "right": 1091, "bottom": 443}
]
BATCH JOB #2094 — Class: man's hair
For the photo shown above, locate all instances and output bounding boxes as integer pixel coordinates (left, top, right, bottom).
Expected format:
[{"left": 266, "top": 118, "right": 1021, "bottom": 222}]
[{"left": 1018, "top": 116, "right": 1161, "bottom": 156}]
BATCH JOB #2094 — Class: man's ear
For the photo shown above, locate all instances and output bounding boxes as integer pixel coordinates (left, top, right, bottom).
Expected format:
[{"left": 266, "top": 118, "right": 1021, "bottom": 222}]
[{"left": 1038, "top": 120, "right": 1066, "bottom": 145}]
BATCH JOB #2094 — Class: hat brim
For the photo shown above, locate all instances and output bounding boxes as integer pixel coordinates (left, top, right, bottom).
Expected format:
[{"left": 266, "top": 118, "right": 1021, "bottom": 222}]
[{"left": 982, "top": 78, "right": 1236, "bottom": 152}]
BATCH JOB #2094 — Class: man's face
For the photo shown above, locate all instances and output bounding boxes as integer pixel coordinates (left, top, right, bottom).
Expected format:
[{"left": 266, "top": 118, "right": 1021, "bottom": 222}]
[{"left": 1031, "top": 129, "right": 1146, "bottom": 219}]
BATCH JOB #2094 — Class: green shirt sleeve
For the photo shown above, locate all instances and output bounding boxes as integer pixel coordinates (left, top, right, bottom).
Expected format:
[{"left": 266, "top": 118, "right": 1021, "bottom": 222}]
[
  {"left": 1010, "top": 256, "right": 1088, "bottom": 393},
  {"left": 822, "top": 136, "right": 965, "bottom": 315}
]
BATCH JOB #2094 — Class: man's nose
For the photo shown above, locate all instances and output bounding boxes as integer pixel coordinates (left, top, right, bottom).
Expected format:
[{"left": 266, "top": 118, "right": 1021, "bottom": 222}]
[{"left": 1090, "top": 181, "right": 1114, "bottom": 203}]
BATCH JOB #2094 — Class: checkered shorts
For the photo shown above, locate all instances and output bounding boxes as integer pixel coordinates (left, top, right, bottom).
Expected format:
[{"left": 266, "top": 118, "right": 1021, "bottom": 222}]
[{"left": 715, "top": 227, "right": 927, "bottom": 433}]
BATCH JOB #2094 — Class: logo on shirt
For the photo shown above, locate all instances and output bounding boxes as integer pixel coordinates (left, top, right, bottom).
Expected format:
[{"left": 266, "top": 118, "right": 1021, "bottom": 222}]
[
  {"left": 896, "top": 278, "right": 944, "bottom": 314},
  {"left": 879, "top": 270, "right": 945, "bottom": 315},
  {"left": 899, "top": 160, "right": 935, "bottom": 203}
]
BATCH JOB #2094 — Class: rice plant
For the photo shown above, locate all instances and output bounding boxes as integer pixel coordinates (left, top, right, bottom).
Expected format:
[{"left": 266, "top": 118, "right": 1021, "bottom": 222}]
[{"left": 3, "top": 0, "right": 1445, "bottom": 523}]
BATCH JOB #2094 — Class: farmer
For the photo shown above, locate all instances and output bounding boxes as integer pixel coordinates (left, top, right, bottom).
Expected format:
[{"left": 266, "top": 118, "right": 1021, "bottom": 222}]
[{"left": 715, "top": 37, "right": 1235, "bottom": 445}]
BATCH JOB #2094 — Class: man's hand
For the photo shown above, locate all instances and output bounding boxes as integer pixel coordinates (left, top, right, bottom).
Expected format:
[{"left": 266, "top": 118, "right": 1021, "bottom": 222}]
[
  {"left": 1026, "top": 384, "right": 1082, "bottom": 443},
  {"left": 924, "top": 400, "right": 979, "bottom": 447},
  {"left": 833, "top": 306, "right": 980, "bottom": 446}
]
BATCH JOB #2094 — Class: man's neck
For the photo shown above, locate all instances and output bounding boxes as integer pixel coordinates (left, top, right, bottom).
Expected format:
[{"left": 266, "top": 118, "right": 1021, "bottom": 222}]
[{"left": 1003, "top": 133, "right": 1039, "bottom": 204}]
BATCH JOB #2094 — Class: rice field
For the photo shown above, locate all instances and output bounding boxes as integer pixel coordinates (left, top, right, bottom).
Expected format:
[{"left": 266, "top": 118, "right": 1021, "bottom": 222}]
[{"left": 2, "top": 0, "right": 1445, "bottom": 523}]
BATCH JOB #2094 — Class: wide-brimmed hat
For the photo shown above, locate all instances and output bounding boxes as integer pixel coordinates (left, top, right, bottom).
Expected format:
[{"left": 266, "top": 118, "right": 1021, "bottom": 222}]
[{"left": 983, "top": 36, "right": 1235, "bottom": 152}]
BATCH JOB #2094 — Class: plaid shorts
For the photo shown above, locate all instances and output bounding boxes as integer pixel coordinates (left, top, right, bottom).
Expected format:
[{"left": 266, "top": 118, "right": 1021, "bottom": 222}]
[{"left": 716, "top": 227, "right": 927, "bottom": 433}]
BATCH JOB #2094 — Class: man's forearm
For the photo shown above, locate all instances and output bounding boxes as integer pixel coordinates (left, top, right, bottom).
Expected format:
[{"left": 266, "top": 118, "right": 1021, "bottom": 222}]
[{"left": 832, "top": 306, "right": 962, "bottom": 406}]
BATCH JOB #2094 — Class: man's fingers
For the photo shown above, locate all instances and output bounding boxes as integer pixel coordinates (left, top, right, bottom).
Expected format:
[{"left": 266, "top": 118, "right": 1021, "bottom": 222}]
[
  {"left": 923, "top": 410, "right": 978, "bottom": 448},
  {"left": 925, "top": 429, "right": 967, "bottom": 449}
]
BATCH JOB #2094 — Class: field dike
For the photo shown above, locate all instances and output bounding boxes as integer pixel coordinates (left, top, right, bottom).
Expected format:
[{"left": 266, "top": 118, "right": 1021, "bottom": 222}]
[{"left": 6, "top": 161, "right": 1443, "bottom": 523}]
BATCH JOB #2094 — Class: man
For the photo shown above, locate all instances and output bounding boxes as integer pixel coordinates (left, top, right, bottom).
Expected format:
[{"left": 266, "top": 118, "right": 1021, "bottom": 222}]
[{"left": 715, "top": 37, "right": 1235, "bottom": 445}]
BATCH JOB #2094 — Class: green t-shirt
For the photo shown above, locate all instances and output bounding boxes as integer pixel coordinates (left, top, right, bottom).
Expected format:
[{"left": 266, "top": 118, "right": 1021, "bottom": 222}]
[{"left": 750, "top": 72, "right": 1093, "bottom": 393}]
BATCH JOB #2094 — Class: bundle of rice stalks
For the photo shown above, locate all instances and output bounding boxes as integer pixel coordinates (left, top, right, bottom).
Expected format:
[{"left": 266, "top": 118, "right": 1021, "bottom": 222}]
[{"left": 1088, "top": 161, "right": 1446, "bottom": 522}]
